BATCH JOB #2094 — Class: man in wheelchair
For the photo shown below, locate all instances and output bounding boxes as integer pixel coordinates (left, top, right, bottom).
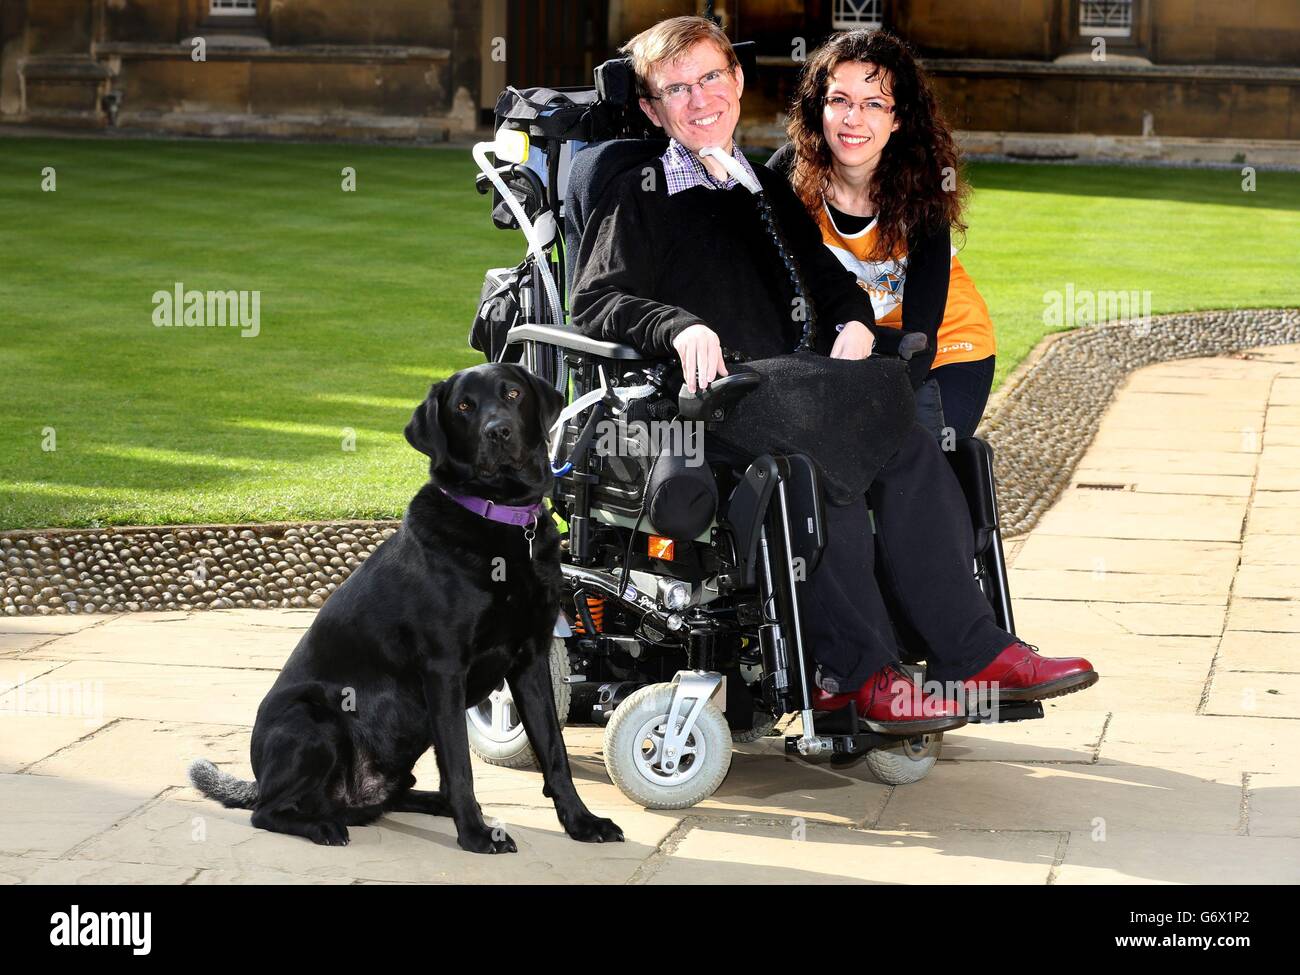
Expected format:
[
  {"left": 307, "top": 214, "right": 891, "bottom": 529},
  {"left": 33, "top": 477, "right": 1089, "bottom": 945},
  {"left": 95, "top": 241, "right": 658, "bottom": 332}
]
[{"left": 568, "top": 15, "right": 1098, "bottom": 727}]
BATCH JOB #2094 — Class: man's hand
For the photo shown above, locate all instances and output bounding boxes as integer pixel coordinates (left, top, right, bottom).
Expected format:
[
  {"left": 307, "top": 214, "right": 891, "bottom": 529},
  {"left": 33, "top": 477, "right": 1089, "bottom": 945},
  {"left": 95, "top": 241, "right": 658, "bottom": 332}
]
[
  {"left": 830, "top": 320, "right": 875, "bottom": 360},
  {"left": 673, "top": 323, "right": 730, "bottom": 393}
]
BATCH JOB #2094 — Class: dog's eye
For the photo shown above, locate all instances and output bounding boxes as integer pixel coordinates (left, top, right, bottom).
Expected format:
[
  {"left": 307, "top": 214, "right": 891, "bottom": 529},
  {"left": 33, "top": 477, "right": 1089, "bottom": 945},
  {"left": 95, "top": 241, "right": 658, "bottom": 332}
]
[
  {"left": 457, "top": 401, "right": 472, "bottom": 412},
  {"left": 505, "top": 388, "right": 520, "bottom": 401}
]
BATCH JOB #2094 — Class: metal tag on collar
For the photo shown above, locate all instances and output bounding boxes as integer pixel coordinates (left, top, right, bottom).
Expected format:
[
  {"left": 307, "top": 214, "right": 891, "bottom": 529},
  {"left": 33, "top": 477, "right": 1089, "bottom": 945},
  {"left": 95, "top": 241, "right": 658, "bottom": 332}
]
[{"left": 523, "top": 514, "right": 537, "bottom": 560}]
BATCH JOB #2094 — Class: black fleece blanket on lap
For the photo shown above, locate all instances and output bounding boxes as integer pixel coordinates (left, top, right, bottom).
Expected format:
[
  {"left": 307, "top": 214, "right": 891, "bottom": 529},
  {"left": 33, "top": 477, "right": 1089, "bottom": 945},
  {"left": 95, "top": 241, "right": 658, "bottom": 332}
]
[{"left": 709, "top": 353, "right": 915, "bottom": 506}]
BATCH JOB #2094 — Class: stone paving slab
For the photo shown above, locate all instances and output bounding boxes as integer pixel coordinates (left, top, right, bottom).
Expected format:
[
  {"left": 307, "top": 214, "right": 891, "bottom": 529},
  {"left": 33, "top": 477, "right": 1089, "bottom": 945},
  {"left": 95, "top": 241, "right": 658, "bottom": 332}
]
[
  {"left": 1, "top": 660, "right": 276, "bottom": 725},
  {"left": 1231, "top": 563, "right": 1300, "bottom": 600},
  {"left": 1, "top": 631, "right": 68, "bottom": 656},
  {"left": 24, "top": 718, "right": 251, "bottom": 793},
  {"left": 938, "top": 711, "right": 1108, "bottom": 764},
  {"left": 0, "top": 714, "right": 111, "bottom": 773},
  {"left": 1089, "top": 427, "right": 1261, "bottom": 454},
  {"left": 874, "top": 761, "right": 1243, "bottom": 835},
  {"left": 1215, "top": 630, "right": 1299, "bottom": 672},
  {"left": 1251, "top": 489, "right": 1300, "bottom": 507},
  {"left": 71, "top": 794, "right": 682, "bottom": 885},
  {"left": 1245, "top": 506, "right": 1300, "bottom": 535},
  {"left": 22, "top": 614, "right": 302, "bottom": 670},
  {"left": 1013, "top": 596, "right": 1226, "bottom": 638},
  {"left": 1070, "top": 469, "right": 1254, "bottom": 498},
  {"left": 0, "top": 615, "right": 114, "bottom": 636},
  {"left": 1096, "top": 713, "right": 1300, "bottom": 774},
  {"left": 0, "top": 773, "right": 157, "bottom": 858},
  {"left": 1052, "top": 832, "right": 1300, "bottom": 885},
  {"left": 0, "top": 855, "right": 198, "bottom": 886},
  {"left": 1011, "top": 535, "right": 1240, "bottom": 577},
  {"left": 1059, "top": 446, "right": 1260, "bottom": 477},
  {"left": 1203, "top": 671, "right": 1300, "bottom": 719},
  {"left": 1093, "top": 399, "right": 1264, "bottom": 433},
  {"left": 1225, "top": 598, "right": 1300, "bottom": 633},
  {"left": 644, "top": 821, "right": 1060, "bottom": 885},
  {"left": 1032, "top": 491, "right": 1247, "bottom": 543},
  {"left": 1246, "top": 771, "right": 1300, "bottom": 838},
  {"left": 1240, "top": 533, "right": 1300, "bottom": 565},
  {"left": 1009, "top": 567, "right": 1227, "bottom": 604}
]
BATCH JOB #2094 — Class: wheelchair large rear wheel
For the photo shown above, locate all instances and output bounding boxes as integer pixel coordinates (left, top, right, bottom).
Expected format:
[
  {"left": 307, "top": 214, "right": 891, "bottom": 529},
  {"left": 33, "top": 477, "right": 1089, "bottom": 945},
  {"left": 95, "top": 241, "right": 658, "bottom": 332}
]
[
  {"left": 603, "top": 683, "right": 732, "bottom": 809},
  {"left": 465, "top": 637, "right": 570, "bottom": 769},
  {"left": 864, "top": 733, "right": 943, "bottom": 785}
]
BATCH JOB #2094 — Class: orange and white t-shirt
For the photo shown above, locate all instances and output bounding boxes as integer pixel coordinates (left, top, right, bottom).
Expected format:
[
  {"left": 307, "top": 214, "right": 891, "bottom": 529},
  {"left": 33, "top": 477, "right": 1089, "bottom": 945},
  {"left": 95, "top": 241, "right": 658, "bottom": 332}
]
[{"left": 813, "top": 203, "right": 995, "bottom": 369}]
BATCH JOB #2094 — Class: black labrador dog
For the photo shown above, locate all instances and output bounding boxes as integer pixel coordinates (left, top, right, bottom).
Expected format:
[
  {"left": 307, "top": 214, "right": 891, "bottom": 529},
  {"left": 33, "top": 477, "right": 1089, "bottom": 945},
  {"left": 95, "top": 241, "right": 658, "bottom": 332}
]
[{"left": 190, "top": 362, "right": 623, "bottom": 854}]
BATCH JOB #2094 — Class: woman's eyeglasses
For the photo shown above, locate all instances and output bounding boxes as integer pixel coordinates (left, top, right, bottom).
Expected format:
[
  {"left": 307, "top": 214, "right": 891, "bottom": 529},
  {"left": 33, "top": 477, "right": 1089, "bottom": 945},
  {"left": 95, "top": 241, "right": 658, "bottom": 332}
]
[
  {"left": 824, "top": 94, "right": 895, "bottom": 118},
  {"left": 652, "top": 67, "right": 735, "bottom": 106}
]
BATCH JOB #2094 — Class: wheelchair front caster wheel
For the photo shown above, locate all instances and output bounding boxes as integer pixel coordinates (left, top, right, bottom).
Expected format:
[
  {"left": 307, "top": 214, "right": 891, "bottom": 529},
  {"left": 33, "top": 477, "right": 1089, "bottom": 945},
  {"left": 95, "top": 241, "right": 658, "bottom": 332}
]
[
  {"left": 864, "top": 732, "right": 943, "bottom": 785},
  {"left": 603, "top": 683, "right": 732, "bottom": 809}
]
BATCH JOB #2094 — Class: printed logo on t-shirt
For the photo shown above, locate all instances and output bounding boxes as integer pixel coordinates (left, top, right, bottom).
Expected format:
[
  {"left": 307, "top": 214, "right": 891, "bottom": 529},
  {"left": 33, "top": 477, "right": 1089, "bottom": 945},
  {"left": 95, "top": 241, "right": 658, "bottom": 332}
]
[{"left": 827, "top": 243, "right": 906, "bottom": 321}]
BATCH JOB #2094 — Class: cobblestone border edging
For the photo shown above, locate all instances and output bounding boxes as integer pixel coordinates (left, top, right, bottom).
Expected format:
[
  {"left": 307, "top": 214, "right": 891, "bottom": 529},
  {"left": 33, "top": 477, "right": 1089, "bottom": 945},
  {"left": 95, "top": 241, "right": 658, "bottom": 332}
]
[
  {"left": 4, "top": 307, "right": 1299, "bottom": 616},
  {"left": 2, "top": 523, "right": 399, "bottom": 616}
]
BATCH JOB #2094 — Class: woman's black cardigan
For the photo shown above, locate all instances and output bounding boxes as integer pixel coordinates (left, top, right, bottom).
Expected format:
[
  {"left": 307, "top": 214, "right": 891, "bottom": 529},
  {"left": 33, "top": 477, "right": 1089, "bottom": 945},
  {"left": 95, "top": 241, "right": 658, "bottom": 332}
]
[{"left": 766, "top": 142, "right": 949, "bottom": 383}]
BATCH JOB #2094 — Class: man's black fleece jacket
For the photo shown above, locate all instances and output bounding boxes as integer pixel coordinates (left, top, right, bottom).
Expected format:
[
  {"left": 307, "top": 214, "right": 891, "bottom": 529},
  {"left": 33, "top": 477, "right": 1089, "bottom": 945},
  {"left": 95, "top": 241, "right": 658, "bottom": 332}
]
[{"left": 569, "top": 156, "right": 907, "bottom": 364}]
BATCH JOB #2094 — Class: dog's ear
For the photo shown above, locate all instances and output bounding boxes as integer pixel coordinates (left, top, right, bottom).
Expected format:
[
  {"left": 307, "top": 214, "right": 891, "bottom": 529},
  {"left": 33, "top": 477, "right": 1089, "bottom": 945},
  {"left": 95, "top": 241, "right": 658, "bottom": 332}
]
[
  {"left": 404, "top": 381, "right": 449, "bottom": 466},
  {"left": 514, "top": 365, "right": 565, "bottom": 444}
]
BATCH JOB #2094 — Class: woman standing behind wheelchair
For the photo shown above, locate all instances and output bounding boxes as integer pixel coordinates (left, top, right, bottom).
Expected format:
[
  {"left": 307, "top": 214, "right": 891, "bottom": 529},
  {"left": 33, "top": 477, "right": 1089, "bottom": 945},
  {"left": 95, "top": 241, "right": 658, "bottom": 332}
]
[{"left": 768, "top": 29, "right": 994, "bottom": 441}]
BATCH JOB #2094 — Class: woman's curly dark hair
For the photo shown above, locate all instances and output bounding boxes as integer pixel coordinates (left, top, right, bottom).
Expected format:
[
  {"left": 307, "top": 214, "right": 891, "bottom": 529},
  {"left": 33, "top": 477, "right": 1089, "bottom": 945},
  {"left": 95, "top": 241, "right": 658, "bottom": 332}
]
[{"left": 787, "top": 29, "right": 967, "bottom": 261}]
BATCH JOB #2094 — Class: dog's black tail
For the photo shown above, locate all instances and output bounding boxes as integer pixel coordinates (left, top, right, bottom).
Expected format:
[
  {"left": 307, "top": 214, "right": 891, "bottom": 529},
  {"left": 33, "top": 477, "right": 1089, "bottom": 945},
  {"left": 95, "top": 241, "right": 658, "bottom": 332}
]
[{"left": 188, "top": 758, "right": 259, "bottom": 809}]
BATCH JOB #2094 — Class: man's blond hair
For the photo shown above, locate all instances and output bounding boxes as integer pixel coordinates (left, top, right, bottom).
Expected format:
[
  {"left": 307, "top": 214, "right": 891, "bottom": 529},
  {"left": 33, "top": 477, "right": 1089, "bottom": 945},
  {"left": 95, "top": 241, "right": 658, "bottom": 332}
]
[{"left": 620, "top": 16, "right": 738, "bottom": 97}]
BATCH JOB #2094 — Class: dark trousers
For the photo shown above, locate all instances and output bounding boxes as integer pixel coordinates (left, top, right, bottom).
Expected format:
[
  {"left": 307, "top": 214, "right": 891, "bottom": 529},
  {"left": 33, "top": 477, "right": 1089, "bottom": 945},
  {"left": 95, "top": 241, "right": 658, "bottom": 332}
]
[
  {"left": 797, "top": 423, "right": 1012, "bottom": 693},
  {"left": 915, "top": 356, "right": 996, "bottom": 442}
]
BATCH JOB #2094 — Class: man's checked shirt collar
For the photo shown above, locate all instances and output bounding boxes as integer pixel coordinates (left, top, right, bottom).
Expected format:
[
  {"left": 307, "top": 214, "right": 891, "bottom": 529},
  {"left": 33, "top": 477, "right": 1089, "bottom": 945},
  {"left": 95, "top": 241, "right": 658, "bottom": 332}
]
[{"left": 661, "top": 139, "right": 758, "bottom": 196}]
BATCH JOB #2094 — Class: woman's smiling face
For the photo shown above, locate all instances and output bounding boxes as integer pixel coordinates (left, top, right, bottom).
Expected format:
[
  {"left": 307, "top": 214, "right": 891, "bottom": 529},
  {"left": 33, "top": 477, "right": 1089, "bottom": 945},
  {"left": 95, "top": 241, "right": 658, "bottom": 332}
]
[{"left": 821, "top": 61, "right": 900, "bottom": 171}]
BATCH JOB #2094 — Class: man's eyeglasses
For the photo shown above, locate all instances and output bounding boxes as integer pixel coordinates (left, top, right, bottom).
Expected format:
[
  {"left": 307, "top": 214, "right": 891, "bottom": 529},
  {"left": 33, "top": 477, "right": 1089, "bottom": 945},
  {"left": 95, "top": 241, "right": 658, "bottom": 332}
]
[
  {"left": 651, "top": 66, "right": 735, "bottom": 106},
  {"left": 824, "top": 94, "right": 895, "bottom": 118}
]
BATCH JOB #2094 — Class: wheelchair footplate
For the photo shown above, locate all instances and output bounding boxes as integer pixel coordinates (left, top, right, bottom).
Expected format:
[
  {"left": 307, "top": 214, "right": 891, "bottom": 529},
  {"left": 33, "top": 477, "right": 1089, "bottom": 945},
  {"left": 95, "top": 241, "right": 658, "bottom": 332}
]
[
  {"left": 964, "top": 699, "right": 1045, "bottom": 724},
  {"left": 782, "top": 704, "right": 918, "bottom": 759}
]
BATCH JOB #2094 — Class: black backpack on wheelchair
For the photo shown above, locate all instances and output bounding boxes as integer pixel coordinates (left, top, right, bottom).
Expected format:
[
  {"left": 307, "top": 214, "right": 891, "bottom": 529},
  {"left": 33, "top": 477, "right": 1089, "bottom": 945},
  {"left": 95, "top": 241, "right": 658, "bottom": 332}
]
[{"left": 462, "top": 47, "right": 1030, "bottom": 810}]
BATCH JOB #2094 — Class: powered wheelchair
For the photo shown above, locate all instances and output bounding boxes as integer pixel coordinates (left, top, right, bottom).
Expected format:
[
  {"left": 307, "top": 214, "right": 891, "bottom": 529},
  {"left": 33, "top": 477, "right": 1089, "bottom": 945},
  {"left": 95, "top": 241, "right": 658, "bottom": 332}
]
[{"left": 460, "top": 47, "right": 1035, "bottom": 809}]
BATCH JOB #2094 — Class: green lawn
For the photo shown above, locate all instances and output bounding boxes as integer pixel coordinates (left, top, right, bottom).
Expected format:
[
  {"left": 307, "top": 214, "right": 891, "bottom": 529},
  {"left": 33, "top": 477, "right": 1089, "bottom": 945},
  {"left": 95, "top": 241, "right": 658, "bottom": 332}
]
[{"left": 2, "top": 137, "right": 1297, "bottom": 529}]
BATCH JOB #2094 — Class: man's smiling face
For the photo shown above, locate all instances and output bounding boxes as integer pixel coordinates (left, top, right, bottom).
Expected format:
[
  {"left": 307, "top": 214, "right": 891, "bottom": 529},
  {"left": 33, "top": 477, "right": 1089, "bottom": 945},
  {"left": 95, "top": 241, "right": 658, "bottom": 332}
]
[{"left": 639, "top": 39, "right": 744, "bottom": 154}]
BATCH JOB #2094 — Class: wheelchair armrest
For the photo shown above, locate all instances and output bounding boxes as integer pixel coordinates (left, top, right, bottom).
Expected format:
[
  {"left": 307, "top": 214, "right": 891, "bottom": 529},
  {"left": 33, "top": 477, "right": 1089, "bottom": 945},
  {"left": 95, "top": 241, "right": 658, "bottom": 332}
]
[
  {"left": 506, "top": 323, "right": 655, "bottom": 361},
  {"left": 677, "top": 371, "right": 763, "bottom": 421}
]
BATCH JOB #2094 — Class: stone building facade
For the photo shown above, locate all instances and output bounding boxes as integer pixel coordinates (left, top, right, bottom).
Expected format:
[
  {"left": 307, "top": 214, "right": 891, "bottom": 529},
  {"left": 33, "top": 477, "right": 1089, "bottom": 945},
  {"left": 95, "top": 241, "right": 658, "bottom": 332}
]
[{"left": 2, "top": 1, "right": 1297, "bottom": 147}]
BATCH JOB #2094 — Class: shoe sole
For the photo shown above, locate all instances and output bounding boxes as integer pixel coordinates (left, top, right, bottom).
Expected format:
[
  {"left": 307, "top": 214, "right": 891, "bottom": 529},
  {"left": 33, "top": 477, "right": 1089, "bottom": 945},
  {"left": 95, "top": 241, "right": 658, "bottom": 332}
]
[
  {"left": 972, "top": 671, "right": 1100, "bottom": 705},
  {"left": 862, "top": 715, "right": 968, "bottom": 735}
]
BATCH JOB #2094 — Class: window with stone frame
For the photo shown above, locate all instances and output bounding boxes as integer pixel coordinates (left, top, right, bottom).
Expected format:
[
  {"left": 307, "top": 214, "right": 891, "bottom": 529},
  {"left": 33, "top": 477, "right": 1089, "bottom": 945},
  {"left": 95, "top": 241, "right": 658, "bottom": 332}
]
[
  {"left": 210, "top": 0, "right": 257, "bottom": 14},
  {"left": 832, "top": 0, "right": 883, "bottom": 31},
  {"left": 1078, "top": 0, "right": 1134, "bottom": 38}
]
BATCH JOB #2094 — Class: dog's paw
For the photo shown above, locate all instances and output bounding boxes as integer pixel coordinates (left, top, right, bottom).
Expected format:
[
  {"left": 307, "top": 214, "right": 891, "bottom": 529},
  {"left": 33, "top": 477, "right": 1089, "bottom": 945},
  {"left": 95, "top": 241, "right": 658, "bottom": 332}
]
[
  {"left": 308, "top": 821, "right": 350, "bottom": 846},
  {"left": 563, "top": 812, "right": 625, "bottom": 844},
  {"left": 457, "top": 825, "right": 518, "bottom": 855}
]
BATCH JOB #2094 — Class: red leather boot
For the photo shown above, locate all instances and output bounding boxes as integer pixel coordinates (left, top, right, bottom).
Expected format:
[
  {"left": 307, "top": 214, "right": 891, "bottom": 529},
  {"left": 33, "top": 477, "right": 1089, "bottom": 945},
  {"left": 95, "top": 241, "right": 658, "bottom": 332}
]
[
  {"left": 961, "top": 641, "right": 1098, "bottom": 702},
  {"left": 813, "top": 665, "right": 966, "bottom": 735}
]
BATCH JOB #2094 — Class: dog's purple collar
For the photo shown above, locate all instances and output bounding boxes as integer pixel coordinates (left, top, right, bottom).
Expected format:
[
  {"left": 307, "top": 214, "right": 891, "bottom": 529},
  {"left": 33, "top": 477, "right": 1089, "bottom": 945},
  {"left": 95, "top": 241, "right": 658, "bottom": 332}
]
[{"left": 439, "top": 488, "right": 543, "bottom": 527}]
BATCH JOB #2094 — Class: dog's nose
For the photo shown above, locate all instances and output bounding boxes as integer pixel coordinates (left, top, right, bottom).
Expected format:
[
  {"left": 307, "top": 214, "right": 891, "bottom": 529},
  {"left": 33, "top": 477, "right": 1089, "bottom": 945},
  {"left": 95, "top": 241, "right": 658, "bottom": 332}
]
[{"left": 484, "top": 420, "right": 513, "bottom": 444}]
